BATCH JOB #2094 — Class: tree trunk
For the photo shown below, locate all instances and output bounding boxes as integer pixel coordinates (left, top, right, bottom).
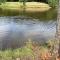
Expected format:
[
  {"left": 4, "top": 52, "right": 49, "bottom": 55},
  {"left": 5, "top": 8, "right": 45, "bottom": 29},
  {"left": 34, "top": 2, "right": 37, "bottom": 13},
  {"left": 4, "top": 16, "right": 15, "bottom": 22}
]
[{"left": 56, "top": 0, "right": 60, "bottom": 59}]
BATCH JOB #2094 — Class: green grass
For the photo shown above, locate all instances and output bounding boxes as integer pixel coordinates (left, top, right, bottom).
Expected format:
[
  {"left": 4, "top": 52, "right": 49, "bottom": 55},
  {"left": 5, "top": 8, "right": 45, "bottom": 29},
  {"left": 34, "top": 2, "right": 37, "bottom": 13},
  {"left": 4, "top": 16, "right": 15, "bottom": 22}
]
[{"left": 0, "top": 47, "right": 34, "bottom": 60}]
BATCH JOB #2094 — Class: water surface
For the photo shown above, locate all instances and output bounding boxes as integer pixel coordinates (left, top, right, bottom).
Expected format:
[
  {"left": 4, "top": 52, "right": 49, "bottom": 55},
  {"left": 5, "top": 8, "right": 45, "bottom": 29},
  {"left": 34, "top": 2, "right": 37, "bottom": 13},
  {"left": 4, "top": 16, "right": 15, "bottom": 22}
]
[
  {"left": 0, "top": 16, "right": 56, "bottom": 49},
  {"left": 0, "top": 8, "right": 57, "bottom": 49}
]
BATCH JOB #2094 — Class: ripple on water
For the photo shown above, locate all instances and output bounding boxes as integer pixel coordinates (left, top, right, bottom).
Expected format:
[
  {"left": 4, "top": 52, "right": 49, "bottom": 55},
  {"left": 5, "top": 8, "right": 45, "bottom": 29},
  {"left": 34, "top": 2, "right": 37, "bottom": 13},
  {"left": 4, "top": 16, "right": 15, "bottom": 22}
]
[{"left": 0, "top": 16, "right": 56, "bottom": 49}]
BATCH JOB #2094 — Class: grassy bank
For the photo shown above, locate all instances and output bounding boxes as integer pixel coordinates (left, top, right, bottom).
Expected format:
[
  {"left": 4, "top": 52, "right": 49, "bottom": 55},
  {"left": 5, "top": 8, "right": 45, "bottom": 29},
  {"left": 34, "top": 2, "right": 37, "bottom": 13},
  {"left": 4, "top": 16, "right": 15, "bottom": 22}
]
[
  {"left": 0, "top": 39, "right": 58, "bottom": 60},
  {"left": 0, "top": 2, "right": 51, "bottom": 12}
]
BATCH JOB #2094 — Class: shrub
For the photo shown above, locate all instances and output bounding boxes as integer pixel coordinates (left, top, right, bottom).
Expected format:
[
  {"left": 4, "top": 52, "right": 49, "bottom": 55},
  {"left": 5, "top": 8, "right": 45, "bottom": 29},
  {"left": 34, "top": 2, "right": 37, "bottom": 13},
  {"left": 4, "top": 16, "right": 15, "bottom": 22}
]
[{"left": 48, "top": 0, "right": 59, "bottom": 8}]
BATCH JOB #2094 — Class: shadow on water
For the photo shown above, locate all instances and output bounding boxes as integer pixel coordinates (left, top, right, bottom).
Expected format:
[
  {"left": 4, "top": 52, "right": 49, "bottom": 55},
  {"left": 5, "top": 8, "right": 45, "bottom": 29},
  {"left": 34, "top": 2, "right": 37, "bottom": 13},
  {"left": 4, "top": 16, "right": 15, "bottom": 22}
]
[{"left": 0, "top": 8, "right": 57, "bottom": 49}]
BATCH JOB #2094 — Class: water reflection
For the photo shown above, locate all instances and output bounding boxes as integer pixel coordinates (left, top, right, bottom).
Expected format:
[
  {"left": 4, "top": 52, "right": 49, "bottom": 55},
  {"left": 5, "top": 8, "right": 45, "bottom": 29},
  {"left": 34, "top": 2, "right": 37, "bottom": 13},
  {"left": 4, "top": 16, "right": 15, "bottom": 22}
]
[
  {"left": 0, "top": 8, "right": 57, "bottom": 20},
  {"left": 0, "top": 17, "right": 56, "bottom": 49}
]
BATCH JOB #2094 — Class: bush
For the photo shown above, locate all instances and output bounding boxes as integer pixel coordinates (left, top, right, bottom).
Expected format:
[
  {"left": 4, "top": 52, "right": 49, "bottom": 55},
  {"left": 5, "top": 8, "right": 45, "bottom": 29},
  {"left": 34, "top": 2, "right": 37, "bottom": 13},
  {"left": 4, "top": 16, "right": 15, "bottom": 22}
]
[
  {"left": 0, "top": 0, "right": 7, "bottom": 5},
  {"left": 48, "top": 0, "right": 59, "bottom": 8}
]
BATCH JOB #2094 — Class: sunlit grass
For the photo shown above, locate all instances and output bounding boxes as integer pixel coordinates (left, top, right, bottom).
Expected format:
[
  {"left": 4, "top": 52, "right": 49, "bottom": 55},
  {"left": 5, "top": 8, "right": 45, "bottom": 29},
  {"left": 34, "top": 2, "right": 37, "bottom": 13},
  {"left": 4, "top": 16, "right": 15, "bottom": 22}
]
[{"left": 0, "top": 2, "right": 51, "bottom": 12}]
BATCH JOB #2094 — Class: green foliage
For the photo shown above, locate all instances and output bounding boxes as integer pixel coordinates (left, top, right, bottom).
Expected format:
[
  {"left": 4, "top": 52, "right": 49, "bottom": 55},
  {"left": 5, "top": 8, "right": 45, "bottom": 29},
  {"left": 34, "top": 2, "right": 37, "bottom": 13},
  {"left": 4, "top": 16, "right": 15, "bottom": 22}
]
[
  {"left": 19, "top": 0, "right": 27, "bottom": 10},
  {"left": 0, "top": 0, "right": 6, "bottom": 4},
  {"left": 0, "top": 49, "right": 13, "bottom": 60},
  {"left": 19, "top": 0, "right": 27, "bottom": 5},
  {"left": 47, "top": 0, "right": 59, "bottom": 8},
  {"left": 0, "top": 40, "right": 58, "bottom": 60}
]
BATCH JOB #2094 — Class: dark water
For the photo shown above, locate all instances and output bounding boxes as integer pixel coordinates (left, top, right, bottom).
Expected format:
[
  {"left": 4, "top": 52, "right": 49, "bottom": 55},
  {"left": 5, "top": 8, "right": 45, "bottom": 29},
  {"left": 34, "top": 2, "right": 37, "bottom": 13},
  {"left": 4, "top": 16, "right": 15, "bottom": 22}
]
[
  {"left": 0, "top": 8, "right": 57, "bottom": 49},
  {"left": 0, "top": 8, "right": 57, "bottom": 20}
]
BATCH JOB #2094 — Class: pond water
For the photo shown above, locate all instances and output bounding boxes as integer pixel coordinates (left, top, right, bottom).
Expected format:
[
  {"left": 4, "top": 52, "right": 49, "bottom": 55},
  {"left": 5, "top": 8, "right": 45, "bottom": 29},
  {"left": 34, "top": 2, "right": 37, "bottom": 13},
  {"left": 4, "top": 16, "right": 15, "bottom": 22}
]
[{"left": 0, "top": 8, "right": 57, "bottom": 49}]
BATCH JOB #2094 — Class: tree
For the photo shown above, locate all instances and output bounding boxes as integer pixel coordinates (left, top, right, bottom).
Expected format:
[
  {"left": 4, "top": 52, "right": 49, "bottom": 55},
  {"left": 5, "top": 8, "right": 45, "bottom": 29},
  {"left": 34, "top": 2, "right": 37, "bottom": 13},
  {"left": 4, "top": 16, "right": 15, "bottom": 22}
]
[
  {"left": 19, "top": 0, "right": 27, "bottom": 6},
  {"left": 0, "top": 0, "right": 6, "bottom": 5},
  {"left": 48, "top": 0, "right": 58, "bottom": 8},
  {"left": 19, "top": 0, "right": 27, "bottom": 13},
  {"left": 56, "top": 0, "right": 60, "bottom": 59}
]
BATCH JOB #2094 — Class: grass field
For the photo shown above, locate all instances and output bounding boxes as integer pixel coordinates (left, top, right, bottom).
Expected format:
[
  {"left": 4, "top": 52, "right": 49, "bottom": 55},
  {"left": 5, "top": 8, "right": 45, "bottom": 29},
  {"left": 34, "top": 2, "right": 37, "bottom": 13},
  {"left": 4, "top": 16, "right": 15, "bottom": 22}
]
[{"left": 0, "top": 2, "right": 51, "bottom": 12}]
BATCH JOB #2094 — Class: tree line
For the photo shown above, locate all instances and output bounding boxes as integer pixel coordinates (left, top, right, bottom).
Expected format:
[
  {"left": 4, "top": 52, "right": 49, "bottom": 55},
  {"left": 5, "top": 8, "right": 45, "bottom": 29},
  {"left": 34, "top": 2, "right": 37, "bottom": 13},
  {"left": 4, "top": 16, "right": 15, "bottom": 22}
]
[
  {"left": 0, "top": 0, "right": 59, "bottom": 8},
  {"left": 0, "top": 0, "right": 49, "bottom": 3}
]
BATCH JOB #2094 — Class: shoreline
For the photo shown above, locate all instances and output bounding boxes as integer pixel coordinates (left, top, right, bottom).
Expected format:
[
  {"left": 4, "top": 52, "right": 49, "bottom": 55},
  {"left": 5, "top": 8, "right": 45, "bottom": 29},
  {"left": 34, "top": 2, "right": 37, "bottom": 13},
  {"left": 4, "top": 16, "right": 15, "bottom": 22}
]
[{"left": 0, "top": 2, "right": 51, "bottom": 12}]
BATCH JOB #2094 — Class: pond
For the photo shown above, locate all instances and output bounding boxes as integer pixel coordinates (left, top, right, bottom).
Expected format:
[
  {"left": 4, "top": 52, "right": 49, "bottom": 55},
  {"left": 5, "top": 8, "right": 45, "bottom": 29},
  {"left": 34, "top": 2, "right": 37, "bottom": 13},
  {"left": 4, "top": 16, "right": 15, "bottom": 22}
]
[{"left": 0, "top": 8, "right": 57, "bottom": 49}]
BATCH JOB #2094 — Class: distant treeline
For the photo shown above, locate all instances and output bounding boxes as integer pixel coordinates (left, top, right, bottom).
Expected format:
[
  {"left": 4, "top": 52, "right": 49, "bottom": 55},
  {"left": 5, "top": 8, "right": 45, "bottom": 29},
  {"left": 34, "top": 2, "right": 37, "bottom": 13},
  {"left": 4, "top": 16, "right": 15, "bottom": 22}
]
[
  {"left": 0, "top": 0, "right": 58, "bottom": 8},
  {"left": 7, "top": 0, "right": 47, "bottom": 3}
]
